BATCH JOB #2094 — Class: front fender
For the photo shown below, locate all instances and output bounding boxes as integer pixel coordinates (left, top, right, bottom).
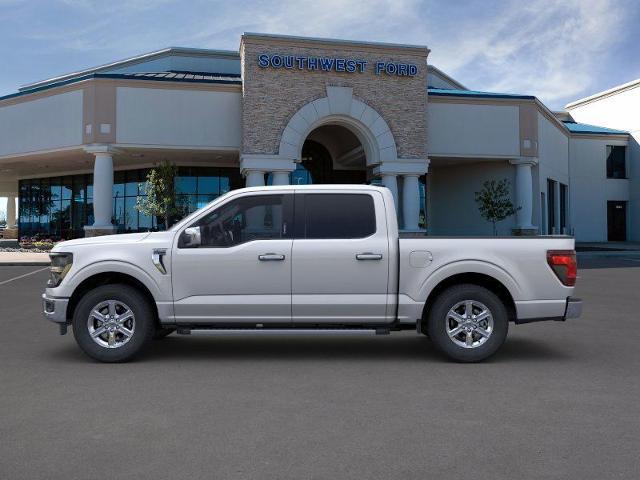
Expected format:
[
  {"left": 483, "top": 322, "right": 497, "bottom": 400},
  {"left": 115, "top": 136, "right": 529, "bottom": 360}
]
[{"left": 51, "top": 260, "right": 165, "bottom": 302}]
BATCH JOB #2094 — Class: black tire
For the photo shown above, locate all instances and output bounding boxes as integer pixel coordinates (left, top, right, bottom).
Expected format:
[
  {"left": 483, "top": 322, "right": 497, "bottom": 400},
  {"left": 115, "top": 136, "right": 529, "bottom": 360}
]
[
  {"left": 426, "top": 284, "right": 508, "bottom": 363},
  {"left": 72, "top": 284, "right": 155, "bottom": 363},
  {"left": 153, "top": 327, "right": 175, "bottom": 340}
]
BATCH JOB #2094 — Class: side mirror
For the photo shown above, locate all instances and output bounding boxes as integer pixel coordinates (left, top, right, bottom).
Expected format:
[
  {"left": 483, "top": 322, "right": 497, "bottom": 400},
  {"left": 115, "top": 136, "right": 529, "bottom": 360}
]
[{"left": 179, "top": 226, "right": 201, "bottom": 248}]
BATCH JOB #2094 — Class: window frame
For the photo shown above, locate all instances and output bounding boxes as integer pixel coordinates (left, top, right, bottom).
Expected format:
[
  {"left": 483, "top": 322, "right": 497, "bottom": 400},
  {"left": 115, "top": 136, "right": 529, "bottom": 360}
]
[
  {"left": 178, "top": 192, "right": 294, "bottom": 249},
  {"left": 294, "top": 192, "right": 378, "bottom": 240}
]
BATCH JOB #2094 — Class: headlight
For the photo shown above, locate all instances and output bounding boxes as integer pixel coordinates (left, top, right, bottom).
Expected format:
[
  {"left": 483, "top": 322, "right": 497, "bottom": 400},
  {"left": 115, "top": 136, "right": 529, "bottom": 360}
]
[{"left": 48, "top": 252, "right": 73, "bottom": 287}]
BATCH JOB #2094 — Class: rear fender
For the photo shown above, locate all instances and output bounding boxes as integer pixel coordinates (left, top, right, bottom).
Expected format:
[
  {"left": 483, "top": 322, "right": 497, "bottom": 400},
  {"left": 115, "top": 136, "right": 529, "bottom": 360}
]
[{"left": 415, "top": 260, "right": 522, "bottom": 305}]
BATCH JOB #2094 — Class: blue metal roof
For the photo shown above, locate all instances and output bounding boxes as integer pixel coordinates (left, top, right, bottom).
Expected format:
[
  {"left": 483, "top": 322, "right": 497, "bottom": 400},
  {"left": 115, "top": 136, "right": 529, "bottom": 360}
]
[
  {"left": 562, "top": 121, "right": 628, "bottom": 135},
  {"left": 0, "top": 71, "right": 242, "bottom": 102},
  {"left": 427, "top": 87, "right": 535, "bottom": 100}
]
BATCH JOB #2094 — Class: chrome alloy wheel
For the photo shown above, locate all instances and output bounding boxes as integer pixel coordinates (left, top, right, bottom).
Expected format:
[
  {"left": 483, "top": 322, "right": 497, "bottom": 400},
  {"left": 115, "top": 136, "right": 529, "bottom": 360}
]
[
  {"left": 446, "top": 300, "right": 494, "bottom": 349},
  {"left": 86, "top": 300, "right": 136, "bottom": 349}
]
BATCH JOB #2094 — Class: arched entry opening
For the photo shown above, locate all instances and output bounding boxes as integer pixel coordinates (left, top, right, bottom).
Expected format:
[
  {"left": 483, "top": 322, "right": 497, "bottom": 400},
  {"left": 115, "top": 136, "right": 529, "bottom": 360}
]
[
  {"left": 293, "top": 124, "right": 368, "bottom": 185},
  {"left": 242, "top": 86, "right": 429, "bottom": 230}
]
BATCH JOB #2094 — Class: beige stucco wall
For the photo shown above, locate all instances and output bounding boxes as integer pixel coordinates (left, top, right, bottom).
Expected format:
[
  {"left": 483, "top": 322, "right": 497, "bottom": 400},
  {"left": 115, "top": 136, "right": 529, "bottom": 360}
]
[
  {"left": 427, "top": 101, "right": 520, "bottom": 157},
  {"left": 0, "top": 90, "right": 83, "bottom": 157},
  {"left": 240, "top": 35, "right": 428, "bottom": 160},
  {"left": 116, "top": 86, "right": 242, "bottom": 148}
]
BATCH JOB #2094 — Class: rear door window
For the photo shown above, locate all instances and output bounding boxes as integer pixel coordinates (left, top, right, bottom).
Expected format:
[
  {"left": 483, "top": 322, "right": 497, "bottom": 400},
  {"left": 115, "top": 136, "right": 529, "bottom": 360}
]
[{"left": 298, "top": 193, "right": 376, "bottom": 239}]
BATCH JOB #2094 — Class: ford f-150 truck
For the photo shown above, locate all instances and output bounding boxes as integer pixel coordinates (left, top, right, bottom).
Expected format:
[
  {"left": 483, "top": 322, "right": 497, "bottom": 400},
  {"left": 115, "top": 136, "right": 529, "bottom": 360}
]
[{"left": 42, "top": 185, "right": 581, "bottom": 363}]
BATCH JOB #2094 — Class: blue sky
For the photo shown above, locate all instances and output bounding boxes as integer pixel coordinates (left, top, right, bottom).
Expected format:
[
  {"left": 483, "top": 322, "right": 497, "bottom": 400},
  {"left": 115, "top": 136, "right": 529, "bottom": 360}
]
[
  {"left": 1, "top": 0, "right": 639, "bottom": 109},
  {"left": 1, "top": 0, "right": 640, "bottom": 214}
]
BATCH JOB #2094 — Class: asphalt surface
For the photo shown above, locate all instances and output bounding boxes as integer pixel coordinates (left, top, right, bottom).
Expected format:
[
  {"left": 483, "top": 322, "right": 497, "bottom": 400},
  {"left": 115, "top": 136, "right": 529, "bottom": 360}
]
[{"left": 1, "top": 255, "right": 639, "bottom": 479}]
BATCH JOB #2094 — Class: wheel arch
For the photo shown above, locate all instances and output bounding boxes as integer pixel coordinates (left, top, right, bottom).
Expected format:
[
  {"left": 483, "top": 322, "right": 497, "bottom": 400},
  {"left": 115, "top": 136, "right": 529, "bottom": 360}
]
[
  {"left": 419, "top": 272, "right": 517, "bottom": 333},
  {"left": 66, "top": 272, "right": 159, "bottom": 326}
]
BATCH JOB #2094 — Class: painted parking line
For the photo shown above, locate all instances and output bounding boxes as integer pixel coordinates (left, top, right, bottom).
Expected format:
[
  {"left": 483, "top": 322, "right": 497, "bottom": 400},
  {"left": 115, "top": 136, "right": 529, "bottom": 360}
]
[{"left": 0, "top": 267, "right": 49, "bottom": 286}]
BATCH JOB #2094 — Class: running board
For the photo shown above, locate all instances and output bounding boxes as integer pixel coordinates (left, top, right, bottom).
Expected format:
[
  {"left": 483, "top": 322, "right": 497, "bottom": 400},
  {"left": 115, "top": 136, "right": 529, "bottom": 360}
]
[{"left": 177, "top": 328, "right": 390, "bottom": 336}]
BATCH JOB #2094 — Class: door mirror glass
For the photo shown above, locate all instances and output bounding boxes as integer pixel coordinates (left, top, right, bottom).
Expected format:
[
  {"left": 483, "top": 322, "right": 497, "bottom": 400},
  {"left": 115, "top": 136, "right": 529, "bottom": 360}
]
[{"left": 179, "top": 226, "right": 201, "bottom": 248}]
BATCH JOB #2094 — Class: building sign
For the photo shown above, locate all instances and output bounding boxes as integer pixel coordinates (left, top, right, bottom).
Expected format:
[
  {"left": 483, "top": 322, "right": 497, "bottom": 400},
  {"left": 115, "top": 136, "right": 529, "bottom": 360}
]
[{"left": 257, "top": 53, "right": 418, "bottom": 77}]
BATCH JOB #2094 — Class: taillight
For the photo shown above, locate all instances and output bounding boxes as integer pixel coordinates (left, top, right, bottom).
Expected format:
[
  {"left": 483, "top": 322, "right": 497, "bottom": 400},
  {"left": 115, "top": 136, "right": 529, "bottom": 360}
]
[{"left": 547, "top": 250, "right": 577, "bottom": 286}]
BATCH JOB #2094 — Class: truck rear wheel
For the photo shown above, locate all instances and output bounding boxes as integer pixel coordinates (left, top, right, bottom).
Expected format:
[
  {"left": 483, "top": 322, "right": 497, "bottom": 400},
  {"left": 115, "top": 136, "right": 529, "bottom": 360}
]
[
  {"left": 72, "top": 284, "right": 155, "bottom": 363},
  {"left": 426, "top": 284, "right": 508, "bottom": 362}
]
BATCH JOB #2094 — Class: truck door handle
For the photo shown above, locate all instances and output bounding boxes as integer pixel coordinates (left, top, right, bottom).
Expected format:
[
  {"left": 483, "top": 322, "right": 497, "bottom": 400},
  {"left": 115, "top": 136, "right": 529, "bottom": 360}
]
[
  {"left": 258, "top": 253, "right": 285, "bottom": 261},
  {"left": 356, "top": 253, "right": 383, "bottom": 261}
]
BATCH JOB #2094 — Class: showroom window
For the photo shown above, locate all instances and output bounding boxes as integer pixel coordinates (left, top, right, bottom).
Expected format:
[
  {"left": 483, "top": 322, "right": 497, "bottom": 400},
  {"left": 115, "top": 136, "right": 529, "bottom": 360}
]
[{"left": 18, "top": 166, "right": 243, "bottom": 239}]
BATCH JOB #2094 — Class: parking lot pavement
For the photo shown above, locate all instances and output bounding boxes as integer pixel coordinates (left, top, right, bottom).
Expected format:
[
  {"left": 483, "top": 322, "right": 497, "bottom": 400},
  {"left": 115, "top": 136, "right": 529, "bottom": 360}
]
[{"left": 1, "top": 258, "right": 639, "bottom": 480}]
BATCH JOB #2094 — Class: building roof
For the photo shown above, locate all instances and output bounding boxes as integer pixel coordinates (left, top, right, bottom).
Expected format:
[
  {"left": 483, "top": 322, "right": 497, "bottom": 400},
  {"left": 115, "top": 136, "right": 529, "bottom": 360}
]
[
  {"left": 0, "top": 71, "right": 241, "bottom": 103},
  {"left": 427, "top": 66, "right": 467, "bottom": 90},
  {"left": 562, "top": 121, "right": 628, "bottom": 135},
  {"left": 565, "top": 78, "right": 640, "bottom": 109},
  {"left": 113, "top": 71, "right": 241, "bottom": 82},
  {"left": 19, "top": 47, "right": 240, "bottom": 92},
  {"left": 428, "top": 87, "right": 535, "bottom": 100}
]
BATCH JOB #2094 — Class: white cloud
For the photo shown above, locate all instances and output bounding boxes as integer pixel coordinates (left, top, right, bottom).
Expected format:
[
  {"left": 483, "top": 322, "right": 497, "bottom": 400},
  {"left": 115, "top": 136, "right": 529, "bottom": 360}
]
[
  {"left": 426, "top": 0, "right": 629, "bottom": 107},
  {"left": 3, "top": 0, "right": 635, "bottom": 109}
]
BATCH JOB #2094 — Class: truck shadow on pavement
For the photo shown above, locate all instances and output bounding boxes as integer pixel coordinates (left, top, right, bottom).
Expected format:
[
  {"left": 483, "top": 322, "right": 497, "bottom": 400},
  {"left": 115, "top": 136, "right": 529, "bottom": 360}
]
[{"left": 49, "top": 335, "right": 570, "bottom": 364}]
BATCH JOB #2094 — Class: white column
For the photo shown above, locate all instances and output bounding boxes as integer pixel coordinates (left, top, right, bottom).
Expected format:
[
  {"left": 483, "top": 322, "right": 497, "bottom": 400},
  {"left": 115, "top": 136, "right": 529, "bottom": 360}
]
[
  {"left": 244, "top": 170, "right": 265, "bottom": 231},
  {"left": 373, "top": 159, "right": 429, "bottom": 232},
  {"left": 6, "top": 195, "right": 16, "bottom": 229},
  {"left": 510, "top": 158, "right": 537, "bottom": 231},
  {"left": 270, "top": 171, "right": 289, "bottom": 233},
  {"left": 402, "top": 174, "right": 421, "bottom": 231},
  {"left": 245, "top": 170, "right": 265, "bottom": 188},
  {"left": 381, "top": 174, "right": 399, "bottom": 211},
  {"left": 92, "top": 152, "right": 114, "bottom": 228},
  {"left": 271, "top": 171, "right": 290, "bottom": 186},
  {"left": 84, "top": 146, "right": 117, "bottom": 236}
]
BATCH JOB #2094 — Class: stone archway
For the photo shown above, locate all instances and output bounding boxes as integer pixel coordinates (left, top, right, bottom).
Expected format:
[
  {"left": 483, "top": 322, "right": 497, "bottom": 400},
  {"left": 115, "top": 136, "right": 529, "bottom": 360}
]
[
  {"left": 240, "top": 85, "right": 429, "bottom": 231},
  {"left": 278, "top": 86, "right": 398, "bottom": 166}
]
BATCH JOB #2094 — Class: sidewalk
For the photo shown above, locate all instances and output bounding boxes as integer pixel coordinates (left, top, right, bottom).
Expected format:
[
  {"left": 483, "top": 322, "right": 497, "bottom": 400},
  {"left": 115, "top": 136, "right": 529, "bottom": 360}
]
[{"left": 0, "top": 252, "right": 50, "bottom": 266}]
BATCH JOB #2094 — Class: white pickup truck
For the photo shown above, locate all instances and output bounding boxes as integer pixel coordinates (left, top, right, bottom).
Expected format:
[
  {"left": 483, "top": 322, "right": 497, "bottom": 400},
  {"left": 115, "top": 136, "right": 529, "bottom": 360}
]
[{"left": 42, "top": 185, "right": 581, "bottom": 363}]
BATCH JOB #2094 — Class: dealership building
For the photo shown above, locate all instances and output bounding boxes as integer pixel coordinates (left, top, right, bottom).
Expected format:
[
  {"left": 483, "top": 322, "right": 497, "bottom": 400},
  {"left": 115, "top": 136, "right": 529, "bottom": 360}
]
[{"left": 0, "top": 33, "right": 637, "bottom": 241}]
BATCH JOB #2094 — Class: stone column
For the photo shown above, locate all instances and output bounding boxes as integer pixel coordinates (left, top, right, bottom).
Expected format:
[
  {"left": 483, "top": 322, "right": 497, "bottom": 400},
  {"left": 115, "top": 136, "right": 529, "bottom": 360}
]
[
  {"left": 402, "top": 174, "right": 421, "bottom": 231},
  {"left": 84, "top": 146, "right": 117, "bottom": 237},
  {"left": 381, "top": 174, "right": 399, "bottom": 211},
  {"left": 510, "top": 158, "right": 538, "bottom": 235},
  {"left": 6, "top": 195, "right": 16, "bottom": 229}
]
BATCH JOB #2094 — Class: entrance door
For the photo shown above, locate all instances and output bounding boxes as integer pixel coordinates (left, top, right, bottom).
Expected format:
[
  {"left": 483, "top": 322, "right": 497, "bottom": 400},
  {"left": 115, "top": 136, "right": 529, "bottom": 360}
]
[
  {"left": 291, "top": 190, "right": 391, "bottom": 324},
  {"left": 172, "top": 192, "right": 293, "bottom": 324},
  {"left": 301, "top": 140, "right": 367, "bottom": 184},
  {"left": 607, "top": 201, "right": 627, "bottom": 241}
]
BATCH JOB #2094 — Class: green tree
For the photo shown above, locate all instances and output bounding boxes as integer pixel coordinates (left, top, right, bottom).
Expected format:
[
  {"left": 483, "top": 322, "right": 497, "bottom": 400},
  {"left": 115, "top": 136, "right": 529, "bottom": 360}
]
[
  {"left": 135, "top": 161, "right": 183, "bottom": 230},
  {"left": 474, "top": 179, "right": 520, "bottom": 236}
]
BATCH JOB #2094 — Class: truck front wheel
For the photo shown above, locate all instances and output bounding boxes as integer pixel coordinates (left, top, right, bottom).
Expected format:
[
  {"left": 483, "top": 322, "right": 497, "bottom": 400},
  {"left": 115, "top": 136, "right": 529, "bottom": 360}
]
[
  {"left": 72, "top": 284, "right": 155, "bottom": 363},
  {"left": 426, "top": 284, "right": 508, "bottom": 363}
]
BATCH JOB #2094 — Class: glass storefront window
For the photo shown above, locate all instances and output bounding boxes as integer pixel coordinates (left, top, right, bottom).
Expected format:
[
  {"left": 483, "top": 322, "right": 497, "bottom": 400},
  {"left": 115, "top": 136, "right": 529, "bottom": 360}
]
[
  {"left": 18, "top": 166, "right": 242, "bottom": 239},
  {"left": 175, "top": 174, "right": 197, "bottom": 195},
  {"left": 198, "top": 176, "right": 219, "bottom": 195}
]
